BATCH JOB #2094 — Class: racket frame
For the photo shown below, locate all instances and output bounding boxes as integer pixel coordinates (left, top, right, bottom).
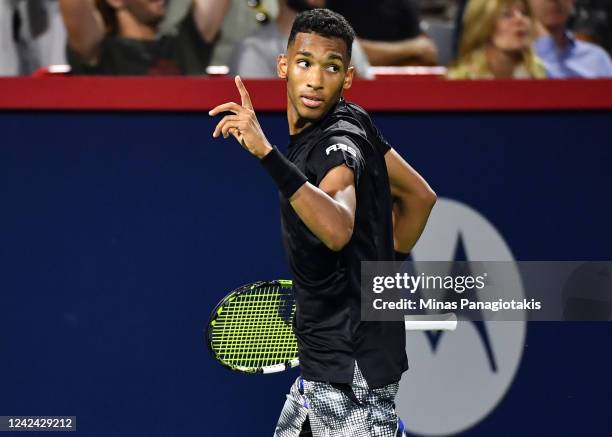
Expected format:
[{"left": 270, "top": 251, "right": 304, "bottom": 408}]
[{"left": 206, "top": 279, "right": 299, "bottom": 374}]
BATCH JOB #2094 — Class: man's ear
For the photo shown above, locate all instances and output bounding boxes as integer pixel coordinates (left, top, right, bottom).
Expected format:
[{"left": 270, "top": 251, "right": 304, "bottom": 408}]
[
  {"left": 277, "top": 54, "right": 288, "bottom": 79},
  {"left": 343, "top": 65, "right": 355, "bottom": 90}
]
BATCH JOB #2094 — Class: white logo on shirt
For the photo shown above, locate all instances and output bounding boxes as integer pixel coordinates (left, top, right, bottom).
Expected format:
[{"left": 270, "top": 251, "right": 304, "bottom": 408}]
[{"left": 325, "top": 143, "right": 357, "bottom": 157}]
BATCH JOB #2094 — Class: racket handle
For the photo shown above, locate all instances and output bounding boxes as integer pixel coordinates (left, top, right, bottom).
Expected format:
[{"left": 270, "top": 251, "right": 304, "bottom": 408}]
[{"left": 404, "top": 313, "right": 457, "bottom": 331}]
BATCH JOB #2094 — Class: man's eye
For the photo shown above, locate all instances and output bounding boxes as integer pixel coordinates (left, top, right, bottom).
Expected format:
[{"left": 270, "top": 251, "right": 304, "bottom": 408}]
[
  {"left": 327, "top": 65, "right": 340, "bottom": 73},
  {"left": 297, "top": 60, "right": 309, "bottom": 68}
]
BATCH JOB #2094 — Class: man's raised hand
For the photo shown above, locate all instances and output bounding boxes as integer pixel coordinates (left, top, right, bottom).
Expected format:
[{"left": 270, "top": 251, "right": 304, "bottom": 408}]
[{"left": 209, "top": 76, "right": 273, "bottom": 159}]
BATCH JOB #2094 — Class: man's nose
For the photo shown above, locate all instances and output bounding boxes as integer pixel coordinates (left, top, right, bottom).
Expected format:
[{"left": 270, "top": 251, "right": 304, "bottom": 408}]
[{"left": 307, "top": 67, "right": 324, "bottom": 90}]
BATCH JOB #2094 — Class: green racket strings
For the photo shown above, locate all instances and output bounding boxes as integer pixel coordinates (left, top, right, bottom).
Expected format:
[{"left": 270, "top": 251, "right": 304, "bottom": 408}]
[{"left": 210, "top": 283, "right": 298, "bottom": 371}]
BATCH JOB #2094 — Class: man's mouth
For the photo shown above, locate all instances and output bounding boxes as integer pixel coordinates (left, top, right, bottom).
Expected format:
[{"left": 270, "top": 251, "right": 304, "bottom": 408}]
[{"left": 300, "top": 95, "right": 324, "bottom": 108}]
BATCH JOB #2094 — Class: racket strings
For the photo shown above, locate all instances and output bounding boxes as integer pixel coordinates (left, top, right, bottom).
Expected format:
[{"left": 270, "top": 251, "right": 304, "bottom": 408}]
[{"left": 210, "top": 285, "right": 298, "bottom": 370}]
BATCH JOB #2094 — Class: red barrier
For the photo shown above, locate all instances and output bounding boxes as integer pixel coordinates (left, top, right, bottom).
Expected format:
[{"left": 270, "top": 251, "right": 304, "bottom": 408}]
[{"left": 1, "top": 76, "right": 611, "bottom": 112}]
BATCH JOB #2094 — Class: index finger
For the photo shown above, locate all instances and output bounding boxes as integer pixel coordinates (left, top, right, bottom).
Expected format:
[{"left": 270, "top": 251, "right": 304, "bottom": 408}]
[
  {"left": 235, "top": 76, "right": 253, "bottom": 110},
  {"left": 209, "top": 101, "right": 243, "bottom": 116}
]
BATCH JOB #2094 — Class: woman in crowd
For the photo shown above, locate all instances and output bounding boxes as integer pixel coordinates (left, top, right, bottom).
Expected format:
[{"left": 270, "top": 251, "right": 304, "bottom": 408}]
[{"left": 448, "top": 0, "right": 545, "bottom": 79}]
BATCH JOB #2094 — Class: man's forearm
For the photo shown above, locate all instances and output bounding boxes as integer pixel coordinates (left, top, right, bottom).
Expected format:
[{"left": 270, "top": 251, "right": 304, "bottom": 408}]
[
  {"left": 392, "top": 192, "right": 436, "bottom": 254},
  {"left": 359, "top": 36, "right": 438, "bottom": 66},
  {"left": 192, "top": 0, "right": 231, "bottom": 43},
  {"left": 289, "top": 181, "right": 356, "bottom": 252},
  {"left": 59, "top": 0, "right": 104, "bottom": 61},
  {"left": 384, "top": 149, "right": 436, "bottom": 253},
  {"left": 257, "top": 147, "right": 357, "bottom": 253}
]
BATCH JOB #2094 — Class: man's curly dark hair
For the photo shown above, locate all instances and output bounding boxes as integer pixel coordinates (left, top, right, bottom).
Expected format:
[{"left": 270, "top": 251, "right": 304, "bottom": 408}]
[{"left": 288, "top": 8, "right": 355, "bottom": 62}]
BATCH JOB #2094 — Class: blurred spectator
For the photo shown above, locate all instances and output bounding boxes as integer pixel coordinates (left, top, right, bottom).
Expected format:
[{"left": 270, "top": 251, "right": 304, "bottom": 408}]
[
  {"left": 327, "top": 0, "right": 438, "bottom": 66},
  {"left": 572, "top": 0, "right": 612, "bottom": 54},
  {"left": 0, "top": 0, "right": 67, "bottom": 76},
  {"left": 447, "top": 0, "right": 546, "bottom": 79},
  {"left": 161, "top": 0, "right": 274, "bottom": 66},
  {"left": 419, "top": 0, "right": 457, "bottom": 66},
  {"left": 530, "top": 0, "right": 612, "bottom": 78},
  {"left": 229, "top": 1, "right": 372, "bottom": 78},
  {"left": 60, "top": 0, "right": 230, "bottom": 75}
]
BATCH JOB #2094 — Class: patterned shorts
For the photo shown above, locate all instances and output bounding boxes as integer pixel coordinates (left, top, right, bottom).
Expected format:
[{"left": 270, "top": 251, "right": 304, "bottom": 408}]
[{"left": 273, "top": 364, "right": 406, "bottom": 437}]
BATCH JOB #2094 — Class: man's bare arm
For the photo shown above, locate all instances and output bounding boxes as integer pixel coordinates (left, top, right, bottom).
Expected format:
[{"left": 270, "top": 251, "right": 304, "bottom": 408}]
[
  {"left": 209, "top": 76, "right": 356, "bottom": 252},
  {"left": 192, "top": 0, "right": 231, "bottom": 44},
  {"left": 289, "top": 165, "right": 356, "bottom": 252},
  {"left": 385, "top": 149, "right": 436, "bottom": 253},
  {"left": 359, "top": 36, "right": 438, "bottom": 66},
  {"left": 59, "top": 0, "right": 105, "bottom": 63}
]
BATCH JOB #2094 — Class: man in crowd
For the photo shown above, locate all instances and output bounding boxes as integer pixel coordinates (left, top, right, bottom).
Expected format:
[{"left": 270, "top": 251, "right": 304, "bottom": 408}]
[
  {"left": 327, "top": 0, "right": 438, "bottom": 66},
  {"left": 59, "top": 0, "right": 230, "bottom": 75},
  {"left": 229, "top": 0, "right": 373, "bottom": 78},
  {"left": 530, "top": 0, "right": 612, "bottom": 77}
]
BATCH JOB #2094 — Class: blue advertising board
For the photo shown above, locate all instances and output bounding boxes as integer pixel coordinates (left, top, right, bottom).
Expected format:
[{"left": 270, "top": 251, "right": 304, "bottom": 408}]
[{"left": 1, "top": 107, "right": 610, "bottom": 436}]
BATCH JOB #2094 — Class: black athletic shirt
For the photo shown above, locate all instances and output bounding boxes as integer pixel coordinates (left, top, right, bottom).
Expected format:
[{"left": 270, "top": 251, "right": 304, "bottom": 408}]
[{"left": 280, "top": 98, "right": 408, "bottom": 388}]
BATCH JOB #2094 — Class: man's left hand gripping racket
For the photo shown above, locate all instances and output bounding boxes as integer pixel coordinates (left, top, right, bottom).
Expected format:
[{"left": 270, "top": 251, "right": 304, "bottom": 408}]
[{"left": 206, "top": 280, "right": 458, "bottom": 374}]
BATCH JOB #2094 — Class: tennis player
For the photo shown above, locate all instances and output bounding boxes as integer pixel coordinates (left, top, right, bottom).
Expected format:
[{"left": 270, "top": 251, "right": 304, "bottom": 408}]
[{"left": 210, "top": 8, "right": 436, "bottom": 437}]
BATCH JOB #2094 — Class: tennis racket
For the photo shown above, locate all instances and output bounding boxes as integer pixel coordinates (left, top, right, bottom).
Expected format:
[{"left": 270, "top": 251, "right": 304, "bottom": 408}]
[{"left": 206, "top": 280, "right": 457, "bottom": 374}]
